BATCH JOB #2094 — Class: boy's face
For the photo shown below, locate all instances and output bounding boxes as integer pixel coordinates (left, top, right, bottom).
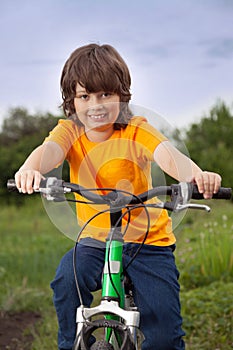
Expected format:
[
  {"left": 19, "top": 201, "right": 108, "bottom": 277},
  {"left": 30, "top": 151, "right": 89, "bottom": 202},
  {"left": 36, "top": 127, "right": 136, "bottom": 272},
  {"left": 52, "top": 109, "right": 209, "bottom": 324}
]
[{"left": 74, "top": 83, "right": 120, "bottom": 134}]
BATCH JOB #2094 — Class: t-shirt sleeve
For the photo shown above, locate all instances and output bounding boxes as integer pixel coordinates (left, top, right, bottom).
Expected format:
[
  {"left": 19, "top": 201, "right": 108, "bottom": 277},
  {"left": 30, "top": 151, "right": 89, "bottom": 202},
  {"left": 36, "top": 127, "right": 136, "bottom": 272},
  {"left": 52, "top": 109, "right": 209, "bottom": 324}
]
[
  {"left": 43, "top": 119, "right": 79, "bottom": 157},
  {"left": 131, "top": 117, "right": 168, "bottom": 159}
]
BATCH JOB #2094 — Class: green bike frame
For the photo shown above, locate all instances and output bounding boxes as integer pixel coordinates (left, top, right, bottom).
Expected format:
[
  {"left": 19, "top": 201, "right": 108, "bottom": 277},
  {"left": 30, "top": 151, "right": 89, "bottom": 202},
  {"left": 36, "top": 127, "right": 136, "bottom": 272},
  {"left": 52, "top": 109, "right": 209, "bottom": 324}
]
[
  {"left": 102, "top": 235, "right": 125, "bottom": 307},
  {"left": 102, "top": 208, "right": 125, "bottom": 344},
  {"left": 74, "top": 206, "right": 141, "bottom": 349}
]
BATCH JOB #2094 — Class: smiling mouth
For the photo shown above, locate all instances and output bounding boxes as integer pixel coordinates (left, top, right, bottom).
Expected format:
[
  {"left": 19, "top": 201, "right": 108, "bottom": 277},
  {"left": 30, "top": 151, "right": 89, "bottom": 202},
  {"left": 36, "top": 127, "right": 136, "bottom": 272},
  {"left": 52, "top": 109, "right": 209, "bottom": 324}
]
[{"left": 89, "top": 114, "right": 107, "bottom": 121}]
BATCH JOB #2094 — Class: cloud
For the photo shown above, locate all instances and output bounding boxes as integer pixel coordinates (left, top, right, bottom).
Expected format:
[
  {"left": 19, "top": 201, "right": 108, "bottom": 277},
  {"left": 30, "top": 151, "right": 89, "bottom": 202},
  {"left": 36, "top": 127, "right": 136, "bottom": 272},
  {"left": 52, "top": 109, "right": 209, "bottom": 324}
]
[
  {"left": 1, "top": 0, "right": 233, "bottom": 128},
  {"left": 206, "top": 38, "right": 233, "bottom": 59},
  {"left": 139, "top": 44, "right": 171, "bottom": 58},
  {"left": 5, "top": 59, "right": 64, "bottom": 66},
  {"left": 198, "top": 37, "right": 233, "bottom": 66}
]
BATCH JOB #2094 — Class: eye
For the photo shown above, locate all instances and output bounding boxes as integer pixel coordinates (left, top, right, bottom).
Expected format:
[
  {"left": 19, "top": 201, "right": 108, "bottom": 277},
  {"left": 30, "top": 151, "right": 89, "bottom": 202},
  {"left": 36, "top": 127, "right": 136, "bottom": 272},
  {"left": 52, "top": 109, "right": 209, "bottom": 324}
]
[
  {"left": 76, "top": 94, "right": 89, "bottom": 100},
  {"left": 102, "top": 92, "right": 112, "bottom": 98},
  {"left": 81, "top": 94, "right": 89, "bottom": 100}
]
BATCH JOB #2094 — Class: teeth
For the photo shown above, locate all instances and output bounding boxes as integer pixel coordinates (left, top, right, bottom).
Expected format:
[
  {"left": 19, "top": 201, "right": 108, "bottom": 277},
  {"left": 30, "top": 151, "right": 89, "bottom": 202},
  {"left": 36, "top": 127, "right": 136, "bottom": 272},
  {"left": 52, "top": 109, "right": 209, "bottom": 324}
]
[{"left": 90, "top": 114, "right": 105, "bottom": 119}]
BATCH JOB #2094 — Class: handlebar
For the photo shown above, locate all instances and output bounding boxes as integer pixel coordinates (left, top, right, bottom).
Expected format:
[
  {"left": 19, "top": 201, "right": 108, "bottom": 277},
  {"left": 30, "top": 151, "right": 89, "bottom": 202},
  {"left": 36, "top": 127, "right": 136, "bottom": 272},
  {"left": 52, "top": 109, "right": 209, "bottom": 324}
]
[{"left": 7, "top": 177, "right": 232, "bottom": 213}]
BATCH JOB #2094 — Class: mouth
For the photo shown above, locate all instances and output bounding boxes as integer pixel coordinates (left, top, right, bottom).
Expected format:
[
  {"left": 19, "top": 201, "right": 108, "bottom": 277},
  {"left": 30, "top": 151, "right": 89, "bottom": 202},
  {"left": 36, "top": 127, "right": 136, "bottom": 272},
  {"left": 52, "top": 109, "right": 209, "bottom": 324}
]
[{"left": 88, "top": 113, "right": 107, "bottom": 121}]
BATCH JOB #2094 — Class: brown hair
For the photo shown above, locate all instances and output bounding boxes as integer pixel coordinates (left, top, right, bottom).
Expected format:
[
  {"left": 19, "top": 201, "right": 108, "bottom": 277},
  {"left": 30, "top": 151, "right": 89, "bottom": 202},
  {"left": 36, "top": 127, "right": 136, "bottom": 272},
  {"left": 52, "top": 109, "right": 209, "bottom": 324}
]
[{"left": 60, "top": 43, "right": 132, "bottom": 128}]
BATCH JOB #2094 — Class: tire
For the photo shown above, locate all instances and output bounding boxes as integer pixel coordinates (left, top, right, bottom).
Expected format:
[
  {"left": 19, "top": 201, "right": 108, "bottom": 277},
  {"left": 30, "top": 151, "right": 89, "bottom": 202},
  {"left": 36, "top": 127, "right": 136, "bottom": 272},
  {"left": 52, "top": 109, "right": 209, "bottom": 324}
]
[
  {"left": 80, "top": 319, "right": 136, "bottom": 350},
  {"left": 90, "top": 340, "right": 114, "bottom": 350}
]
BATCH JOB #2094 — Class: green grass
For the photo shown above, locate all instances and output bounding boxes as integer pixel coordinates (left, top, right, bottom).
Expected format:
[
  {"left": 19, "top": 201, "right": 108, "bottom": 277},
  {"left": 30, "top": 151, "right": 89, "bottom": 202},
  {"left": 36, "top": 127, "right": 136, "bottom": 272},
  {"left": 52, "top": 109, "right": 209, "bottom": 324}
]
[
  {"left": 175, "top": 200, "right": 233, "bottom": 289},
  {"left": 174, "top": 200, "right": 233, "bottom": 349},
  {"left": 0, "top": 197, "right": 73, "bottom": 309},
  {"left": 0, "top": 196, "right": 232, "bottom": 349},
  {"left": 181, "top": 281, "right": 233, "bottom": 349},
  {"left": 0, "top": 196, "right": 73, "bottom": 349}
]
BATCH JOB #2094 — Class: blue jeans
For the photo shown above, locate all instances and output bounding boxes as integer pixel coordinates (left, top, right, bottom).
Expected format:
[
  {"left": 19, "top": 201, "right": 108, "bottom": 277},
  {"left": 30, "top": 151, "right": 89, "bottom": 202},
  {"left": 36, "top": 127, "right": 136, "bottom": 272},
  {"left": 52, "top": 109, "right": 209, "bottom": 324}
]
[{"left": 50, "top": 242, "right": 185, "bottom": 350}]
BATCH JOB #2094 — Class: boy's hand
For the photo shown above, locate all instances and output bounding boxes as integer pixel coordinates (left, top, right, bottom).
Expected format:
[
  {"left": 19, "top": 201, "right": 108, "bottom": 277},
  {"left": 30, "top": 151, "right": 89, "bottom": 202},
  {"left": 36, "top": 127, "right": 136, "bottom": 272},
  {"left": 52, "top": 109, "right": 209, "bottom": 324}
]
[
  {"left": 15, "top": 169, "right": 44, "bottom": 194},
  {"left": 194, "top": 171, "right": 222, "bottom": 199}
]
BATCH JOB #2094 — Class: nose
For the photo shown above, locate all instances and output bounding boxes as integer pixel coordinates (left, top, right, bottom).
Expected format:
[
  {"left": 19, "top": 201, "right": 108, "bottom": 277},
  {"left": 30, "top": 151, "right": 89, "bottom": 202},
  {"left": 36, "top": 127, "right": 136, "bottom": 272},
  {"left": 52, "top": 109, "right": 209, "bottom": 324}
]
[{"left": 87, "top": 96, "right": 104, "bottom": 114}]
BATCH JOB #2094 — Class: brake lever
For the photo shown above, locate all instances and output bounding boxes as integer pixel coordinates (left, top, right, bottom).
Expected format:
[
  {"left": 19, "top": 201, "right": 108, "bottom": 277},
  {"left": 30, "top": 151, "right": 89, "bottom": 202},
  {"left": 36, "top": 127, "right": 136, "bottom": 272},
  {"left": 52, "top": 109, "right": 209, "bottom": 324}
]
[
  {"left": 175, "top": 203, "right": 211, "bottom": 212},
  {"left": 39, "top": 177, "right": 71, "bottom": 201},
  {"left": 163, "top": 183, "right": 189, "bottom": 212},
  {"left": 164, "top": 183, "right": 211, "bottom": 213}
]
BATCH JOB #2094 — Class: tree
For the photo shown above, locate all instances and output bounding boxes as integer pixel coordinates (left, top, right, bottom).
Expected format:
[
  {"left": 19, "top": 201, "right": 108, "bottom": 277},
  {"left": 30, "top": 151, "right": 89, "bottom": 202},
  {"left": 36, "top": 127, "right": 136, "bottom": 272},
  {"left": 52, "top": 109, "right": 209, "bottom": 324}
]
[
  {"left": 184, "top": 100, "right": 233, "bottom": 187},
  {"left": 0, "top": 108, "right": 65, "bottom": 200},
  {"left": 0, "top": 107, "right": 60, "bottom": 145}
]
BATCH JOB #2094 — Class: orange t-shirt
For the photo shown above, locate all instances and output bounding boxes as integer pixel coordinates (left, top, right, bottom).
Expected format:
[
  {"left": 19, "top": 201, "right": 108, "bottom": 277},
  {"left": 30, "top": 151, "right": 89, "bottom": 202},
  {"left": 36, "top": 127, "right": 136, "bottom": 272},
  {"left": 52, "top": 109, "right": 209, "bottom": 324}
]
[{"left": 44, "top": 116, "right": 176, "bottom": 246}]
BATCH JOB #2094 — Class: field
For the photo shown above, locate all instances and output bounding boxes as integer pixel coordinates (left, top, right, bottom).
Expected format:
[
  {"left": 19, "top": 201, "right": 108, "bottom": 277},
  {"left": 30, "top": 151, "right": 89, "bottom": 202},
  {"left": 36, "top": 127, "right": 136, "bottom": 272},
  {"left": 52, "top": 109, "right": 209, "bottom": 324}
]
[{"left": 0, "top": 196, "right": 232, "bottom": 349}]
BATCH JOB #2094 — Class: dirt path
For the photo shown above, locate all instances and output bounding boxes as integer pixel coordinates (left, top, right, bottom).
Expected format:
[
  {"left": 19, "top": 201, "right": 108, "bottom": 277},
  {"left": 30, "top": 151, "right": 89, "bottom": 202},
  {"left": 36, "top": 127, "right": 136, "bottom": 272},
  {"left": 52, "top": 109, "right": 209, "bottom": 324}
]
[{"left": 0, "top": 311, "right": 41, "bottom": 350}]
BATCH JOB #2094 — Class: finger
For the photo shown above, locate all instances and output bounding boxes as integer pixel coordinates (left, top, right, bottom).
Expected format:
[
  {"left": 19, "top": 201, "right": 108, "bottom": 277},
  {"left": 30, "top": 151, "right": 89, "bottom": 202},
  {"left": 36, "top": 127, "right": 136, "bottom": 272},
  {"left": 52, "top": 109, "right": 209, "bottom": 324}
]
[
  {"left": 14, "top": 171, "right": 22, "bottom": 191},
  {"left": 204, "top": 173, "right": 222, "bottom": 198},
  {"left": 20, "top": 172, "right": 27, "bottom": 193},
  {"left": 19, "top": 171, "right": 34, "bottom": 194},
  {"left": 33, "top": 171, "right": 42, "bottom": 190},
  {"left": 25, "top": 172, "right": 35, "bottom": 194},
  {"left": 213, "top": 174, "right": 222, "bottom": 194},
  {"left": 209, "top": 174, "right": 219, "bottom": 196},
  {"left": 202, "top": 172, "right": 211, "bottom": 199},
  {"left": 203, "top": 172, "right": 223, "bottom": 199},
  {"left": 194, "top": 172, "right": 205, "bottom": 194},
  {"left": 195, "top": 172, "right": 211, "bottom": 199}
]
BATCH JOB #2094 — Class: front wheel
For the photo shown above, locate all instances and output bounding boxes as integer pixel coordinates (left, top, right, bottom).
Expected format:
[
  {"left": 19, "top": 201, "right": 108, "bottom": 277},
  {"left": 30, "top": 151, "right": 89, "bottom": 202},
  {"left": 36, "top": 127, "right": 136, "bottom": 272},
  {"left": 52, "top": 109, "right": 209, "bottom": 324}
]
[
  {"left": 90, "top": 340, "right": 114, "bottom": 350},
  {"left": 80, "top": 319, "right": 136, "bottom": 350}
]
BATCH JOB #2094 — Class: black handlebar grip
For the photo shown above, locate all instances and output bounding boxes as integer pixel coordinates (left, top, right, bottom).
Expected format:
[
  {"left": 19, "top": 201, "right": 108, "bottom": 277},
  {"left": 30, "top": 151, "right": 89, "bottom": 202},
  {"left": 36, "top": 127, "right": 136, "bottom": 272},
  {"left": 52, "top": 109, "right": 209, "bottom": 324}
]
[
  {"left": 7, "top": 179, "right": 17, "bottom": 191},
  {"left": 7, "top": 177, "right": 60, "bottom": 191},
  {"left": 192, "top": 185, "right": 232, "bottom": 200}
]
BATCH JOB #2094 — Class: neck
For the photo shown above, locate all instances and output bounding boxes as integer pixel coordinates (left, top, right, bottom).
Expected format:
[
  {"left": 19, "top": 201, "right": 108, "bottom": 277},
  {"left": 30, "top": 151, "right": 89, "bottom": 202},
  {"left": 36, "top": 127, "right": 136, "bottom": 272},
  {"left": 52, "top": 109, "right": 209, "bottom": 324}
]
[{"left": 85, "top": 127, "right": 114, "bottom": 142}]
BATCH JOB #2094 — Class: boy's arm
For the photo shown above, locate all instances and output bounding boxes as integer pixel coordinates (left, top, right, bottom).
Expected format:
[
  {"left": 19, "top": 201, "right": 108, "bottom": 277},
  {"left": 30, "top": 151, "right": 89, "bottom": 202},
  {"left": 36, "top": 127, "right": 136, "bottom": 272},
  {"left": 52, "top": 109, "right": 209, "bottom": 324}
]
[
  {"left": 153, "top": 140, "right": 222, "bottom": 199},
  {"left": 15, "top": 141, "right": 65, "bottom": 194}
]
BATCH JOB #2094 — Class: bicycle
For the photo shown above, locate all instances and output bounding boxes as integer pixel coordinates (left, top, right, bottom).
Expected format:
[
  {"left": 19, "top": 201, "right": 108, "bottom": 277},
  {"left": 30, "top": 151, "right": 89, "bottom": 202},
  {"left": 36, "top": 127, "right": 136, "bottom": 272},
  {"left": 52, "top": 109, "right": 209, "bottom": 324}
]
[{"left": 7, "top": 178, "right": 232, "bottom": 350}]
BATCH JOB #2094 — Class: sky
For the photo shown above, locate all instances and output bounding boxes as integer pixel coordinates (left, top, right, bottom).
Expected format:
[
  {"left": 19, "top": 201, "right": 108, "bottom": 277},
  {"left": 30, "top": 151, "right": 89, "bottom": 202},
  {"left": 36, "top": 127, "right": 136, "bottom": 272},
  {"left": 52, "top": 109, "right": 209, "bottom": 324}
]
[{"left": 0, "top": 0, "right": 233, "bottom": 129}]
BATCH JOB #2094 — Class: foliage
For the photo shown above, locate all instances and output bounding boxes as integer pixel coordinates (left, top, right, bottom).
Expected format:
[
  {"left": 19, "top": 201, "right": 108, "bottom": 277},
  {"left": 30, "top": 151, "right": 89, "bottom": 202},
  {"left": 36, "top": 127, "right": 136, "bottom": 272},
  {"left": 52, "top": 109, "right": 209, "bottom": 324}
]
[
  {"left": 175, "top": 200, "right": 233, "bottom": 289},
  {"left": 0, "top": 107, "right": 60, "bottom": 145},
  {"left": 184, "top": 100, "right": 233, "bottom": 187},
  {"left": 0, "top": 108, "right": 64, "bottom": 200}
]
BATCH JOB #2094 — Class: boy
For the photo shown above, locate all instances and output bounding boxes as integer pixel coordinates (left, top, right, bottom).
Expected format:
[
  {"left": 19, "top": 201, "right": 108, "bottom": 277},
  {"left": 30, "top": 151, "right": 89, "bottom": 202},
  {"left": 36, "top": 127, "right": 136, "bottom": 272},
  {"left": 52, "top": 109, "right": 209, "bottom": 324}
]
[{"left": 15, "top": 43, "right": 221, "bottom": 350}]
